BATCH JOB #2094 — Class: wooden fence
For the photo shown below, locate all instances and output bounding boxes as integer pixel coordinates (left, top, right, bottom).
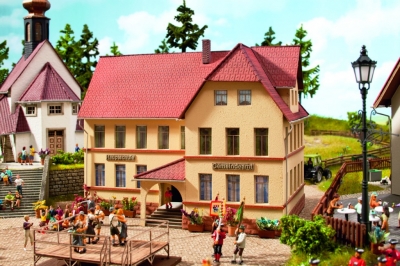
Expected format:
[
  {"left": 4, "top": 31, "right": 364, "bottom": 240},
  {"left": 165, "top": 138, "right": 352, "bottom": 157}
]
[
  {"left": 311, "top": 158, "right": 391, "bottom": 248},
  {"left": 310, "top": 130, "right": 355, "bottom": 137},
  {"left": 323, "top": 146, "right": 391, "bottom": 168}
]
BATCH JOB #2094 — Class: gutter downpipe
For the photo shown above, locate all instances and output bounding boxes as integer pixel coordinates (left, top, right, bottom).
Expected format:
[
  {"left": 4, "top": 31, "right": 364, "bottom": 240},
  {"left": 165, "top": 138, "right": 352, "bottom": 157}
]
[{"left": 284, "top": 116, "right": 309, "bottom": 215}]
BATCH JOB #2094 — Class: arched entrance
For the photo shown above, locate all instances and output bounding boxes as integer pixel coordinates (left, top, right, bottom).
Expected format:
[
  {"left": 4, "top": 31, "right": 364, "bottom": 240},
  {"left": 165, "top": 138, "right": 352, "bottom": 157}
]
[{"left": 171, "top": 185, "right": 182, "bottom": 202}]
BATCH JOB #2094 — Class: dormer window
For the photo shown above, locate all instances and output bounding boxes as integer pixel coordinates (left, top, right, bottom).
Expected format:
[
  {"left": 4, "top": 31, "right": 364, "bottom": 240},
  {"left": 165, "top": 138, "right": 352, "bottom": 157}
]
[
  {"left": 215, "top": 90, "right": 227, "bottom": 105},
  {"left": 26, "top": 105, "right": 37, "bottom": 116},
  {"left": 238, "top": 90, "right": 251, "bottom": 105}
]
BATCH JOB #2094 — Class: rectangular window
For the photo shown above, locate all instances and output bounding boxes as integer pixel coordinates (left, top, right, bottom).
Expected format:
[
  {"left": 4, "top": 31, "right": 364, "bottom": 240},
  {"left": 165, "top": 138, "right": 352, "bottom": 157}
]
[
  {"left": 199, "top": 174, "right": 212, "bottom": 200},
  {"left": 26, "top": 105, "right": 37, "bottom": 116},
  {"left": 199, "top": 128, "right": 212, "bottom": 155},
  {"left": 48, "top": 104, "right": 63, "bottom": 115},
  {"left": 94, "top": 125, "right": 105, "bottom": 148},
  {"left": 181, "top": 126, "right": 185, "bottom": 150},
  {"left": 158, "top": 126, "right": 169, "bottom": 149},
  {"left": 136, "top": 165, "right": 147, "bottom": 189},
  {"left": 215, "top": 90, "right": 227, "bottom": 105},
  {"left": 95, "top": 164, "right": 105, "bottom": 186},
  {"left": 255, "top": 128, "right": 268, "bottom": 156},
  {"left": 238, "top": 90, "right": 251, "bottom": 105},
  {"left": 136, "top": 126, "right": 147, "bottom": 149},
  {"left": 227, "top": 128, "right": 239, "bottom": 155},
  {"left": 255, "top": 176, "right": 269, "bottom": 203},
  {"left": 115, "top": 125, "right": 126, "bottom": 148},
  {"left": 116, "top": 164, "right": 126, "bottom": 187},
  {"left": 72, "top": 104, "right": 79, "bottom": 115},
  {"left": 227, "top": 175, "right": 240, "bottom": 202}
]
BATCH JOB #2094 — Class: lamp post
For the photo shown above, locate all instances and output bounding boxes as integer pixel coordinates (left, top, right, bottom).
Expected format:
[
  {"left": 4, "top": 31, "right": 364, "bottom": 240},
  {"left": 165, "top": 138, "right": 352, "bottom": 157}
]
[{"left": 351, "top": 45, "right": 377, "bottom": 243}]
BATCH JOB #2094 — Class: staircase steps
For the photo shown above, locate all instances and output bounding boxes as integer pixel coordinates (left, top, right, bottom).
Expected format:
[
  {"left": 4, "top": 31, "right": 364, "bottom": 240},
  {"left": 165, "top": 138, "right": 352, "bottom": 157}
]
[
  {"left": 0, "top": 168, "right": 43, "bottom": 218},
  {"left": 147, "top": 206, "right": 182, "bottom": 229}
]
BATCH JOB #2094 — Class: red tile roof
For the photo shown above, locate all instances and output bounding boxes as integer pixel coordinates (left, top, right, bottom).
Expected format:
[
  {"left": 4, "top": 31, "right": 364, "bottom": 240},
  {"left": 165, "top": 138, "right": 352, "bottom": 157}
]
[
  {"left": 0, "top": 41, "right": 46, "bottom": 93},
  {"left": 79, "top": 43, "right": 308, "bottom": 122},
  {"left": 134, "top": 158, "right": 185, "bottom": 181},
  {"left": 19, "top": 62, "right": 80, "bottom": 102},
  {"left": 373, "top": 58, "right": 400, "bottom": 108},
  {"left": 0, "top": 95, "right": 30, "bottom": 135}
]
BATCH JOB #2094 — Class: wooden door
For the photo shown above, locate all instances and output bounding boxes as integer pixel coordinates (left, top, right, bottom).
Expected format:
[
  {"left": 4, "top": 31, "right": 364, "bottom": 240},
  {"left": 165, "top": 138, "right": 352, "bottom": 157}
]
[{"left": 48, "top": 130, "right": 64, "bottom": 155}]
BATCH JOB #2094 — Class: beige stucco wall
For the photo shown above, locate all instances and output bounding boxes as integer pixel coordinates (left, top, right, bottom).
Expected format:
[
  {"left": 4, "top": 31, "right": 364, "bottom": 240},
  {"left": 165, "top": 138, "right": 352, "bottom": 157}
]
[
  {"left": 391, "top": 84, "right": 400, "bottom": 195},
  {"left": 83, "top": 119, "right": 185, "bottom": 202}
]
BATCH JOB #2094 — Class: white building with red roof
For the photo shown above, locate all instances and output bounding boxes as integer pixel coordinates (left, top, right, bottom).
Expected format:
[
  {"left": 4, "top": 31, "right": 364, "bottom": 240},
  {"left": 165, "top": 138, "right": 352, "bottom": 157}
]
[
  {"left": 0, "top": 0, "right": 82, "bottom": 162},
  {"left": 79, "top": 38, "right": 309, "bottom": 225}
]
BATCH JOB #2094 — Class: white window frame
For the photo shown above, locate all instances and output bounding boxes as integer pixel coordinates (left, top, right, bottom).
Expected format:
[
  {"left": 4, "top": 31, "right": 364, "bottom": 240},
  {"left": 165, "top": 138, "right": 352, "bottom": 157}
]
[
  {"left": 25, "top": 105, "right": 37, "bottom": 117},
  {"left": 72, "top": 104, "right": 79, "bottom": 115},
  {"left": 48, "top": 104, "right": 63, "bottom": 115}
]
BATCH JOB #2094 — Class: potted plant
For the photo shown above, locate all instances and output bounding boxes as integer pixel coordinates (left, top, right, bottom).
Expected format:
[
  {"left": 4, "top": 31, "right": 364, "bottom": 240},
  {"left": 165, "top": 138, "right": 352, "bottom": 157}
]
[
  {"left": 33, "top": 200, "right": 48, "bottom": 218},
  {"left": 38, "top": 148, "right": 50, "bottom": 165},
  {"left": 122, "top": 196, "right": 137, "bottom": 218},
  {"left": 99, "top": 199, "right": 111, "bottom": 216},
  {"left": 224, "top": 207, "right": 238, "bottom": 237},
  {"left": 181, "top": 208, "right": 204, "bottom": 232},
  {"left": 256, "top": 217, "right": 279, "bottom": 238},
  {"left": 369, "top": 227, "right": 390, "bottom": 255}
]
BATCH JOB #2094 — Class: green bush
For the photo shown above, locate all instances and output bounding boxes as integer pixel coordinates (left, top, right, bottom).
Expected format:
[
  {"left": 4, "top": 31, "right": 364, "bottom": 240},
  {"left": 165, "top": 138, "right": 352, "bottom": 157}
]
[
  {"left": 280, "top": 215, "right": 336, "bottom": 256},
  {"left": 51, "top": 150, "right": 84, "bottom": 165}
]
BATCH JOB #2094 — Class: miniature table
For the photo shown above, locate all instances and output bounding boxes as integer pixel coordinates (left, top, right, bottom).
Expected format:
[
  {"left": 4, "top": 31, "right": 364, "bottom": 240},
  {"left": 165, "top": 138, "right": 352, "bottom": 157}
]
[
  {"left": 374, "top": 206, "right": 393, "bottom": 213},
  {"left": 369, "top": 215, "right": 381, "bottom": 222},
  {"left": 337, "top": 208, "right": 356, "bottom": 221}
]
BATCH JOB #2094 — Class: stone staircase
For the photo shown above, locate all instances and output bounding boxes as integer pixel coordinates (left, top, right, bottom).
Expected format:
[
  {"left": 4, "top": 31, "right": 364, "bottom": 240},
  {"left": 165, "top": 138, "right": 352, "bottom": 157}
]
[
  {"left": 146, "top": 204, "right": 183, "bottom": 229},
  {"left": 0, "top": 168, "right": 43, "bottom": 218}
]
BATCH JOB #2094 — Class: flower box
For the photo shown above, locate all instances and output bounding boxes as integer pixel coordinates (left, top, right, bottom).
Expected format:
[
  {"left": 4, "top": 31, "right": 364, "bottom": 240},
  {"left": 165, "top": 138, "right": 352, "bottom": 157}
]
[
  {"left": 258, "top": 229, "right": 276, "bottom": 238},
  {"left": 123, "top": 210, "right": 136, "bottom": 218},
  {"left": 188, "top": 223, "right": 205, "bottom": 232}
]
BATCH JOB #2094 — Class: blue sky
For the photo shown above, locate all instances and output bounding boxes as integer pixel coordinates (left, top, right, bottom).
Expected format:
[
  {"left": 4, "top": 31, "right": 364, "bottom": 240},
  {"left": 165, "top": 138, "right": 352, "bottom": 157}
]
[{"left": 1, "top": 0, "right": 399, "bottom": 120}]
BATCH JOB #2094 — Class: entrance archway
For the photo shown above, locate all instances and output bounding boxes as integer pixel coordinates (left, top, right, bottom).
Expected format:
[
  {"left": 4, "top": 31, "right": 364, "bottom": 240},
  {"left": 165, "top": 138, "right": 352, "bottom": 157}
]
[{"left": 171, "top": 185, "right": 182, "bottom": 202}]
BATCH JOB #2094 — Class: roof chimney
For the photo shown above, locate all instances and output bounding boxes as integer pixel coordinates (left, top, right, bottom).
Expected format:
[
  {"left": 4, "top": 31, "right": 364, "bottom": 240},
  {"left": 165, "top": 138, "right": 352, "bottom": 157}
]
[{"left": 202, "top": 39, "right": 211, "bottom": 64}]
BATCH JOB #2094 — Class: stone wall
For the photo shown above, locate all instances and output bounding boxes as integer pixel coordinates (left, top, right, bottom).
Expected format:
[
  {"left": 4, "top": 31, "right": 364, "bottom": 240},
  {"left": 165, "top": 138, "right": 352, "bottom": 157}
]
[{"left": 49, "top": 169, "right": 84, "bottom": 197}]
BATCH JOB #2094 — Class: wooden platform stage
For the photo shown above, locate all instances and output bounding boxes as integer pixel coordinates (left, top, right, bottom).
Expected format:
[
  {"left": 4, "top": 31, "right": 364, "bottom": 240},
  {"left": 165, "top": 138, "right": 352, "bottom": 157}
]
[{"left": 33, "top": 219, "right": 176, "bottom": 266}]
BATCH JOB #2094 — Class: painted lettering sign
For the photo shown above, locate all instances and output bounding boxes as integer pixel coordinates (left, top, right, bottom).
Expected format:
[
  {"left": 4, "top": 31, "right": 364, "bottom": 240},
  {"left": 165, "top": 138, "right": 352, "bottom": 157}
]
[
  {"left": 212, "top": 163, "right": 254, "bottom": 171},
  {"left": 106, "top": 155, "right": 135, "bottom": 161}
]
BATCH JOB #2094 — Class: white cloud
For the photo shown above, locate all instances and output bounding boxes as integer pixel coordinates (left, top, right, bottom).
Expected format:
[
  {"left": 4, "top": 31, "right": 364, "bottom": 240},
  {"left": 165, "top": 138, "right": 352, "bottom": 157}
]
[
  {"left": 98, "top": 36, "right": 113, "bottom": 56},
  {"left": 0, "top": 9, "right": 24, "bottom": 28}
]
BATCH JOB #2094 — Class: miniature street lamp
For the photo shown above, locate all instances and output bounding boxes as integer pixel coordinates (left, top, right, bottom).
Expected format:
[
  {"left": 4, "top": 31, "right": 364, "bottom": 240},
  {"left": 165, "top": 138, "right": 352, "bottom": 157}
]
[{"left": 351, "top": 45, "right": 377, "bottom": 243}]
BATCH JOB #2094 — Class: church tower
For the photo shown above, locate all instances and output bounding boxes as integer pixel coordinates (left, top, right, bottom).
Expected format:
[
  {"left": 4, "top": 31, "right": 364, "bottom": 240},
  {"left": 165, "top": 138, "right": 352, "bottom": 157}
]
[{"left": 22, "top": 0, "right": 51, "bottom": 59}]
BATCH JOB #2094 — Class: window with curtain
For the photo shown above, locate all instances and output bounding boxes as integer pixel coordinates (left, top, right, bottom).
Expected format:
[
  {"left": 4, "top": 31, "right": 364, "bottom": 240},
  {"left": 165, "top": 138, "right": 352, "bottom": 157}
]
[
  {"left": 227, "top": 128, "right": 239, "bottom": 155},
  {"left": 255, "top": 128, "right": 268, "bottom": 156},
  {"left": 94, "top": 125, "right": 105, "bottom": 148},
  {"left": 158, "top": 126, "right": 169, "bottom": 149},
  {"left": 200, "top": 174, "right": 212, "bottom": 200},
  {"left": 255, "top": 176, "right": 269, "bottom": 203},
  {"left": 116, "top": 165, "right": 126, "bottom": 187},
  {"left": 181, "top": 126, "right": 185, "bottom": 150},
  {"left": 199, "top": 128, "right": 212, "bottom": 154},
  {"left": 238, "top": 90, "right": 251, "bottom": 105},
  {"left": 215, "top": 90, "right": 227, "bottom": 105},
  {"left": 115, "top": 125, "right": 126, "bottom": 148},
  {"left": 136, "top": 165, "right": 147, "bottom": 188},
  {"left": 227, "top": 175, "right": 240, "bottom": 202},
  {"left": 95, "top": 164, "right": 105, "bottom": 186},
  {"left": 136, "top": 126, "right": 147, "bottom": 149}
]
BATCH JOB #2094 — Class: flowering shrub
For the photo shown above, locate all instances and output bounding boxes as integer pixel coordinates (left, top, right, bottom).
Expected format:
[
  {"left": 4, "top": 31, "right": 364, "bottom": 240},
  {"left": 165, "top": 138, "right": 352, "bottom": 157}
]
[
  {"left": 256, "top": 217, "right": 280, "bottom": 231},
  {"left": 224, "top": 207, "right": 238, "bottom": 226},
  {"left": 38, "top": 148, "right": 50, "bottom": 159},
  {"left": 181, "top": 208, "right": 203, "bottom": 225},
  {"left": 122, "top": 197, "right": 137, "bottom": 211}
]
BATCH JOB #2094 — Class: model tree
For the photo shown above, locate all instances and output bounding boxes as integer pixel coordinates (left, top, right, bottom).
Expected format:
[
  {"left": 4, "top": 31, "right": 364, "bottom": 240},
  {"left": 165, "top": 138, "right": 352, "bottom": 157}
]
[
  {"left": 110, "top": 42, "right": 122, "bottom": 56},
  {"left": 55, "top": 24, "right": 99, "bottom": 98},
  {"left": 0, "top": 40, "right": 9, "bottom": 84},
  {"left": 256, "top": 27, "right": 282, "bottom": 46},
  {"left": 293, "top": 25, "right": 320, "bottom": 102},
  {"left": 164, "top": 0, "right": 208, "bottom": 52},
  {"left": 155, "top": 39, "right": 170, "bottom": 54}
]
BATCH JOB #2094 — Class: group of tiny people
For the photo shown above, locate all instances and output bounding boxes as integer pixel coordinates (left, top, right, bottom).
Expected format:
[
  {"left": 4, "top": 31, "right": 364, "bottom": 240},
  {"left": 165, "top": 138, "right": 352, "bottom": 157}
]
[
  {"left": 19, "top": 145, "right": 35, "bottom": 165},
  {"left": 33, "top": 197, "right": 129, "bottom": 253},
  {"left": 327, "top": 192, "right": 393, "bottom": 232},
  {"left": 210, "top": 218, "right": 246, "bottom": 265},
  {"left": 1, "top": 167, "right": 24, "bottom": 211}
]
